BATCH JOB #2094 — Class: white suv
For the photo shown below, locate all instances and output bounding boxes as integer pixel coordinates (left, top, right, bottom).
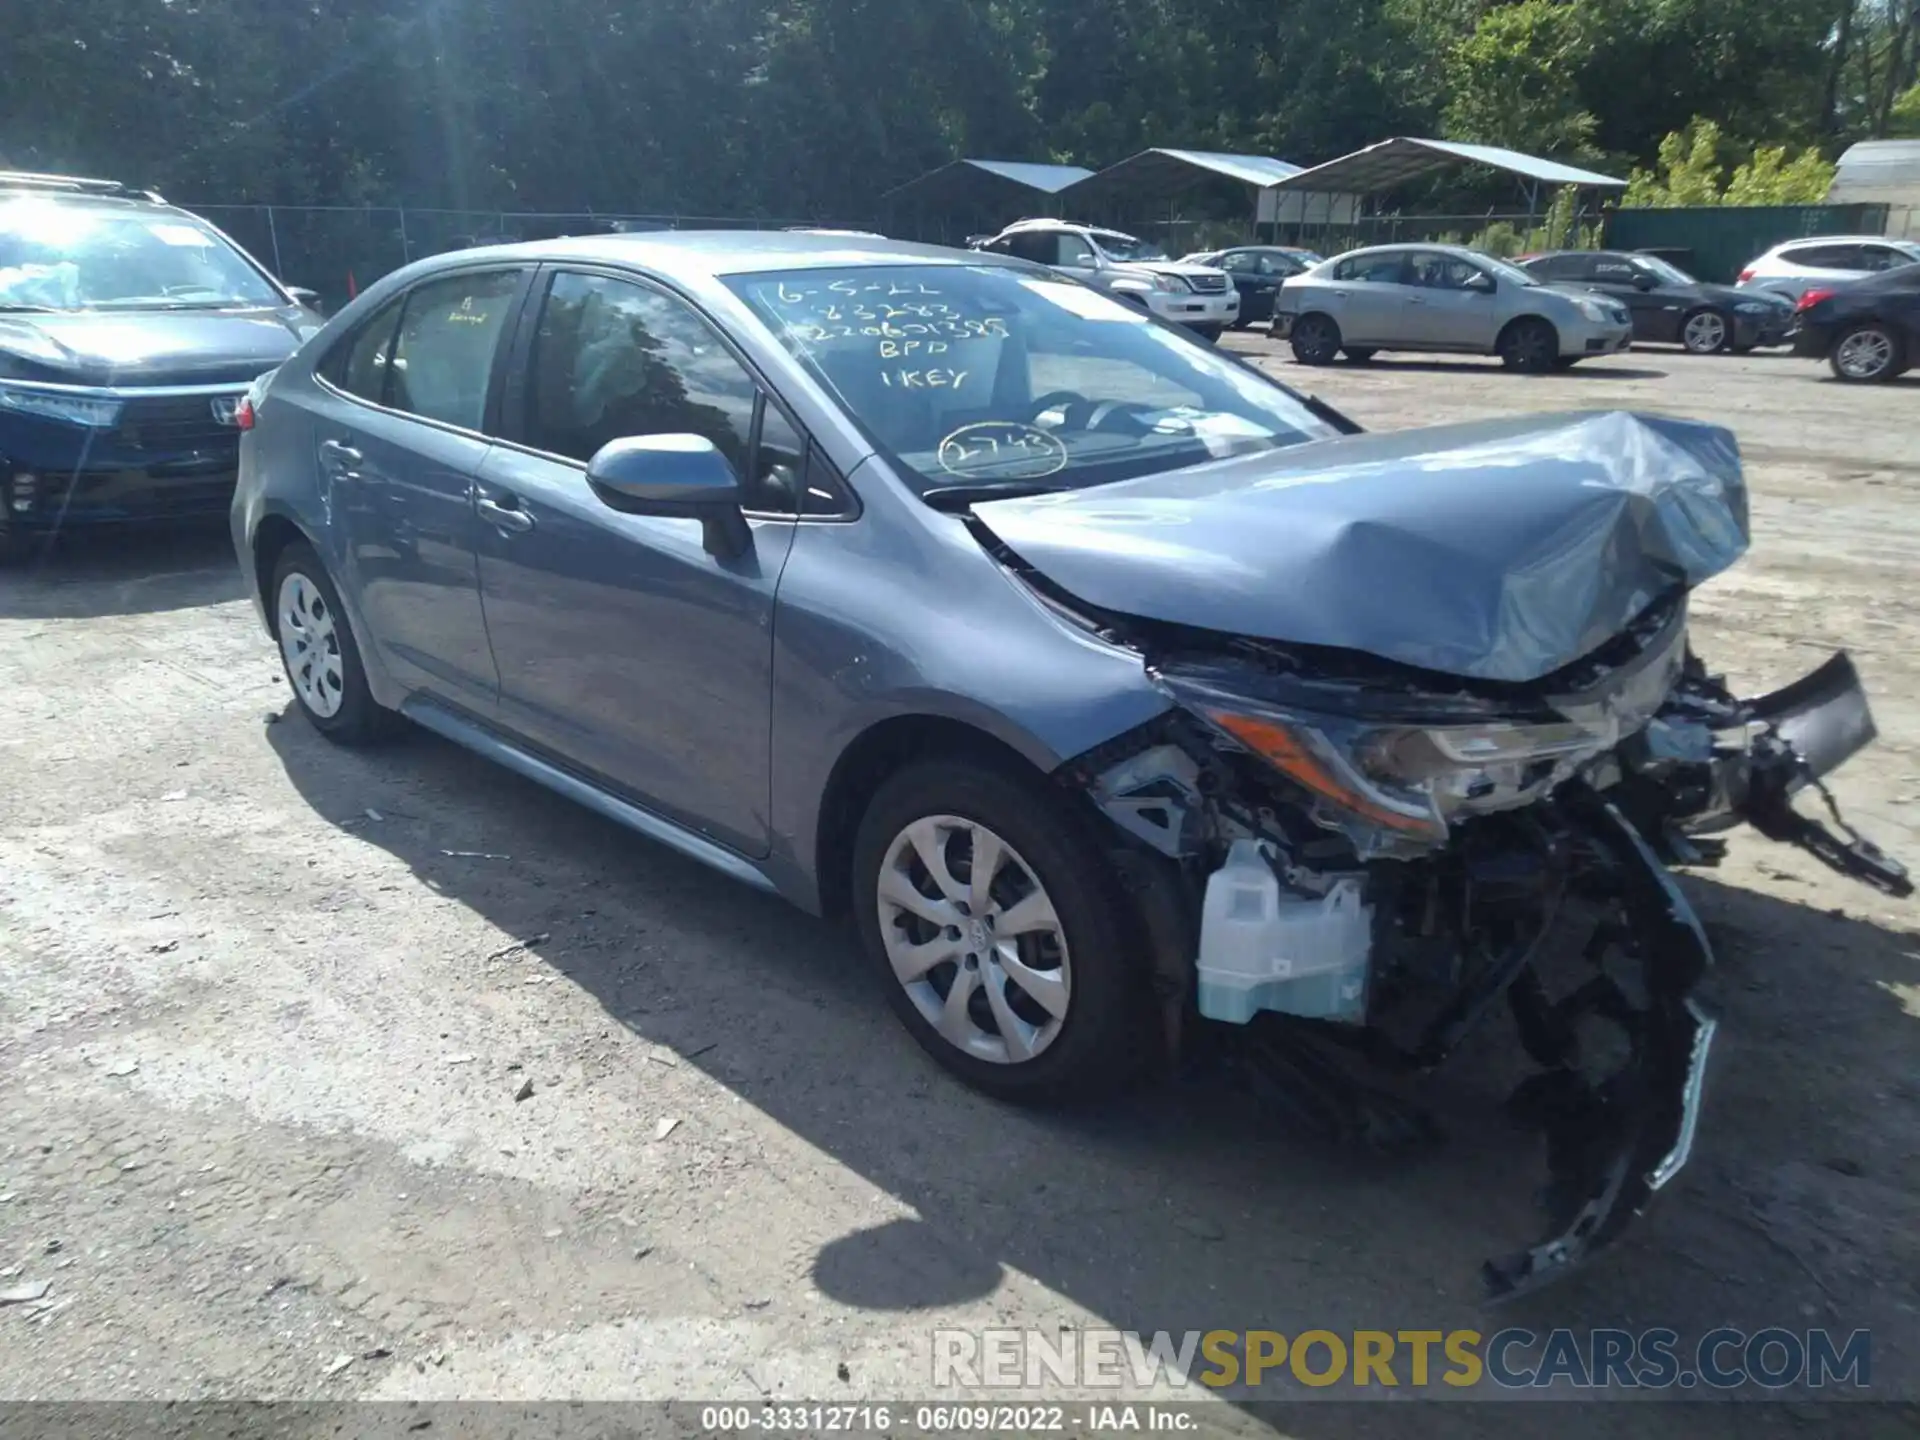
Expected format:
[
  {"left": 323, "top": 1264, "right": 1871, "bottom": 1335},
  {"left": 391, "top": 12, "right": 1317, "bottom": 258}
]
[
  {"left": 973, "top": 220, "right": 1240, "bottom": 338},
  {"left": 1737, "top": 235, "right": 1920, "bottom": 303}
]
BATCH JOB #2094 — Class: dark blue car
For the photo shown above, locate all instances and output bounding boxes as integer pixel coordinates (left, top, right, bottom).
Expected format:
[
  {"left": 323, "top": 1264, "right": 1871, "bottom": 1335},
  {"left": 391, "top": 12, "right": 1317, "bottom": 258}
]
[{"left": 0, "top": 171, "right": 321, "bottom": 560}]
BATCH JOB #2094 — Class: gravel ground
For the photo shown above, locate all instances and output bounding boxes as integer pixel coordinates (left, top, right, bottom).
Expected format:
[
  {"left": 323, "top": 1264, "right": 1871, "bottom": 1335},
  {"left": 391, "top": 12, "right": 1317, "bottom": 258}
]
[{"left": 1, "top": 340, "right": 1917, "bottom": 1437}]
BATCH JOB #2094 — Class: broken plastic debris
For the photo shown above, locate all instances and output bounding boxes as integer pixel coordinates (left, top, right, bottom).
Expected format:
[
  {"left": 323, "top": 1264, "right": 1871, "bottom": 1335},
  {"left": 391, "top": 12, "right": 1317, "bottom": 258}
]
[
  {"left": 0, "top": 1281, "right": 51, "bottom": 1306},
  {"left": 654, "top": 1117, "right": 681, "bottom": 1141},
  {"left": 324, "top": 1353, "right": 355, "bottom": 1376},
  {"left": 104, "top": 1059, "right": 140, "bottom": 1077},
  {"left": 486, "top": 933, "right": 550, "bottom": 962},
  {"left": 441, "top": 850, "right": 511, "bottom": 861},
  {"left": 442, "top": 1054, "right": 477, "bottom": 1067}
]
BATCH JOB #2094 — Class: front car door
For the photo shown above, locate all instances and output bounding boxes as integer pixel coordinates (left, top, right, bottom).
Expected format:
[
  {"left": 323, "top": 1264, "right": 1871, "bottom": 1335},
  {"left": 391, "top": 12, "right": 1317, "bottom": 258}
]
[
  {"left": 473, "top": 267, "right": 801, "bottom": 857},
  {"left": 1590, "top": 255, "right": 1682, "bottom": 343},
  {"left": 311, "top": 266, "right": 529, "bottom": 709},
  {"left": 1401, "top": 251, "right": 1502, "bottom": 350}
]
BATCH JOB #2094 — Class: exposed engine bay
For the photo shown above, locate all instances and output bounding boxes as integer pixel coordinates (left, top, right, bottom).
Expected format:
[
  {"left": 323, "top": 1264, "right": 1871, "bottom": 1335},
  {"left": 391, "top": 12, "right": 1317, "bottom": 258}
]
[
  {"left": 965, "top": 409, "right": 1909, "bottom": 1298},
  {"left": 1053, "top": 590, "right": 1907, "bottom": 1300}
]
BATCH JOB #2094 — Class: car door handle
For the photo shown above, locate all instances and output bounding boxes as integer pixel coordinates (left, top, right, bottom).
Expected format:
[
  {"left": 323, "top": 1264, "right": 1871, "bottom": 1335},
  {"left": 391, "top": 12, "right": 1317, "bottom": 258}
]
[
  {"left": 476, "top": 495, "right": 534, "bottom": 534},
  {"left": 318, "top": 440, "right": 362, "bottom": 468}
]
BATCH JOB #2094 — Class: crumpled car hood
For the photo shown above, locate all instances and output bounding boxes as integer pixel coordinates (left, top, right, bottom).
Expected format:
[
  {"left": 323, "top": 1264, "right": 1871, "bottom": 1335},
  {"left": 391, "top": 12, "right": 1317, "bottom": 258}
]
[{"left": 972, "top": 410, "right": 1750, "bottom": 684}]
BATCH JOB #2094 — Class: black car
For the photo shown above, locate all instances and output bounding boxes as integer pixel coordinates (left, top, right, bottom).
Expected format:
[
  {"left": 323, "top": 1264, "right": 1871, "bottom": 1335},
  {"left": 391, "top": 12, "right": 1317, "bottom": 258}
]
[
  {"left": 1519, "top": 250, "right": 1796, "bottom": 354},
  {"left": 1181, "top": 245, "right": 1322, "bottom": 325},
  {"left": 0, "top": 171, "right": 322, "bottom": 559},
  {"left": 1793, "top": 264, "right": 1920, "bottom": 382}
]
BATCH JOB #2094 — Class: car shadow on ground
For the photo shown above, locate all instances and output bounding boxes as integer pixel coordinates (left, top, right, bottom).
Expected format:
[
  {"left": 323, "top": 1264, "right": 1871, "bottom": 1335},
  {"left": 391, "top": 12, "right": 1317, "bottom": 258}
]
[
  {"left": 265, "top": 713, "right": 1919, "bottom": 1431},
  {"left": 0, "top": 521, "right": 242, "bottom": 619}
]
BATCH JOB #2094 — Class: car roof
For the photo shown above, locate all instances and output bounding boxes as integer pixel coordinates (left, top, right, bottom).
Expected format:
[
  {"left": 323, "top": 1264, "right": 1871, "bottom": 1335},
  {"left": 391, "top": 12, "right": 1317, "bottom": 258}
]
[
  {"left": 1768, "top": 235, "right": 1910, "bottom": 252},
  {"left": 0, "top": 188, "right": 189, "bottom": 220},
  {"left": 1331, "top": 242, "right": 1490, "bottom": 260},
  {"left": 431, "top": 229, "right": 1016, "bottom": 278}
]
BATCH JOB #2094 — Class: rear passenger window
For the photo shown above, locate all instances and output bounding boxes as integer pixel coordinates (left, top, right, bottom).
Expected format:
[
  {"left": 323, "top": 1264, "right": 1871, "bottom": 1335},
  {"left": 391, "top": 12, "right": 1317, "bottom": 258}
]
[
  {"left": 324, "top": 299, "right": 404, "bottom": 403},
  {"left": 385, "top": 270, "right": 522, "bottom": 430},
  {"left": 1783, "top": 244, "right": 1861, "bottom": 270}
]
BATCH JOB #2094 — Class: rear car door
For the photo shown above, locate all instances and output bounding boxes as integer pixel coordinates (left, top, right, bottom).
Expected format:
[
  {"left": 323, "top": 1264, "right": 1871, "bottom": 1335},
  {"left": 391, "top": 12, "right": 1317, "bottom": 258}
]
[
  {"left": 1774, "top": 244, "right": 1866, "bottom": 299},
  {"left": 311, "top": 266, "right": 530, "bottom": 710},
  {"left": 1323, "top": 251, "right": 1410, "bottom": 345},
  {"left": 473, "top": 267, "right": 801, "bottom": 857}
]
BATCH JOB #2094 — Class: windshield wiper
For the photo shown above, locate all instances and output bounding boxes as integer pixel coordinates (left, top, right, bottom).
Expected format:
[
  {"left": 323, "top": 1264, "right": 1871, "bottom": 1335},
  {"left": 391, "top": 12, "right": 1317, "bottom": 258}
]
[
  {"left": 0, "top": 303, "right": 59, "bottom": 313},
  {"left": 920, "top": 480, "right": 1076, "bottom": 511}
]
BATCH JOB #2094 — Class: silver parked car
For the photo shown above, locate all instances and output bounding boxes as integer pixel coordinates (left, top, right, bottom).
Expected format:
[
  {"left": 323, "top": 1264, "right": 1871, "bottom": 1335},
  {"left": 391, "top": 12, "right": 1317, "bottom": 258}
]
[
  {"left": 1736, "top": 234, "right": 1920, "bottom": 304},
  {"left": 231, "top": 231, "right": 1904, "bottom": 1299},
  {"left": 1270, "top": 244, "right": 1634, "bottom": 371}
]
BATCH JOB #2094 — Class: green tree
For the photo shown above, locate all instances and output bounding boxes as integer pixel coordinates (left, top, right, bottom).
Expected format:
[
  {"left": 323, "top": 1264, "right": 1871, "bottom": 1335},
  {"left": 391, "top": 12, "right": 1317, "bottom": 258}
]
[
  {"left": 1624, "top": 119, "right": 1837, "bottom": 207},
  {"left": 1441, "top": 0, "right": 1601, "bottom": 158}
]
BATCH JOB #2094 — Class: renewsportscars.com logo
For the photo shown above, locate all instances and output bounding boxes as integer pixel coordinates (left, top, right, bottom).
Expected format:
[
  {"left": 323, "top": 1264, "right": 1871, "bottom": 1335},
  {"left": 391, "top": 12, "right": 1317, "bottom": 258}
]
[{"left": 931, "top": 1327, "right": 1873, "bottom": 1393}]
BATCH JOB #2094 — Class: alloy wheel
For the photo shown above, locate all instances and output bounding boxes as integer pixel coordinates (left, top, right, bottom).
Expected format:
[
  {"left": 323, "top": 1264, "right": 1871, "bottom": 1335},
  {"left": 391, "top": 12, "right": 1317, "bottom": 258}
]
[
  {"left": 876, "top": 814, "right": 1071, "bottom": 1065},
  {"left": 277, "top": 570, "right": 346, "bottom": 718},
  {"left": 1682, "top": 310, "right": 1727, "bottom": 354},
  {"left": 1834, "top": 327, "right": 1895, "bottom": 380}
]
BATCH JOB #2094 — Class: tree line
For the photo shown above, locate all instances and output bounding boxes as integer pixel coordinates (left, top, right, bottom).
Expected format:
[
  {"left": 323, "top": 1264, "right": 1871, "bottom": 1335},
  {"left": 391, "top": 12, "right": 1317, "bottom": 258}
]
[{"left": 1, "top": 0, "right": 1916, "bottom": 219}]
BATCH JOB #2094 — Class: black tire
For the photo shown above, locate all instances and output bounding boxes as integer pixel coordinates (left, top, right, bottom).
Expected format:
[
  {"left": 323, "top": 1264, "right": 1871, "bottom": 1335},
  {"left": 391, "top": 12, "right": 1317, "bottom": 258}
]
[
  {"left": 1342, "top": 347, "right": 1377, "bottom": 363},
  {"left": 1680, "top": 307, "right": 1731, "bottom": 355},
  {"left": 1552, "top": 356, "right": 1581, "bottom": 370},
  {"left": 851, "top": 757, "right": 1156, "bottom": 1104},
  {"left": 268, "top": 541, "right": 397, "bottom": 745},
  {"left": 1290, "top": 313, "right": 1341, "bottom": 366},
  {"left": 1498, "top": 317, "right": 1559, "bottom": 373},
  {"left": 1828, "top": 323, "right": 1905, "bottom": 383}
]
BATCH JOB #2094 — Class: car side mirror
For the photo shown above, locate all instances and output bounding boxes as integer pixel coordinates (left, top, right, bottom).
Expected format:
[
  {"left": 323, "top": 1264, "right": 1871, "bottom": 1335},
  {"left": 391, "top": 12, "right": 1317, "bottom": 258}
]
[
  {"left": 287, "top": 286, "right": 324, "bottom": 313},
  {"left": 1632, "top": 272, "right": 1659, "bottom": 291},
  {"left": 1466, "top": 273, "right": 1496, "bottom": 294},
  {"left": 586, "top": 434, "right": 752, "bottom": 560}
]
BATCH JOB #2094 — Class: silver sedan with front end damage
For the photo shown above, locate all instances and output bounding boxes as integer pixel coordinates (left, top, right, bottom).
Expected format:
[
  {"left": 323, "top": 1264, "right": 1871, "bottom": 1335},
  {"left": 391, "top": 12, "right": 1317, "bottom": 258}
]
[{"left": 233, "top": 234, "right": 1904, "bottom": 1302}]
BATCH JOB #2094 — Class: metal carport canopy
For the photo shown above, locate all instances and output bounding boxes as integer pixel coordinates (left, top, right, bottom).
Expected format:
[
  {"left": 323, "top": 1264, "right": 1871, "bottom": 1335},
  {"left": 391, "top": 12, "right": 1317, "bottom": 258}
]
[
  {"left": 879, "top": 159, "right": 1095, "bottom": 210},
  {"left": 1060, "top": 149, "right": 1304, "bottom": 205},
  {"left": 1270, "top": 137, "right": 1625, "bottom": 195}
]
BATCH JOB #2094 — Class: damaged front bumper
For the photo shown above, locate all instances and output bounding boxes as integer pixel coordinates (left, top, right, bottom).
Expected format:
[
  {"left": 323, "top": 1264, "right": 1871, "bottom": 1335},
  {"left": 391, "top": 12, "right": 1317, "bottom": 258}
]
[{"left": 1084, "top": 639, "right": 1905, "bottom": 1301}]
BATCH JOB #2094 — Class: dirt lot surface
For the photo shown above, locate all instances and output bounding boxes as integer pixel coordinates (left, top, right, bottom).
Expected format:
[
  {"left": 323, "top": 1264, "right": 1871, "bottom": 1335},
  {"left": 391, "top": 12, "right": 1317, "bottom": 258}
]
[{"left": 3, "top": 342, "right": 1918, "bottom": 1436}]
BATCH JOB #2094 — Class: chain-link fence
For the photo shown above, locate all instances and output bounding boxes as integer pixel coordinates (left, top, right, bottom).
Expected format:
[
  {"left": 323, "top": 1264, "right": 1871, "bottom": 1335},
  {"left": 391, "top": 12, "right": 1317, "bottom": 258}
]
[{"left": 188, "top": 205, "right": 876, "bottom": 312}]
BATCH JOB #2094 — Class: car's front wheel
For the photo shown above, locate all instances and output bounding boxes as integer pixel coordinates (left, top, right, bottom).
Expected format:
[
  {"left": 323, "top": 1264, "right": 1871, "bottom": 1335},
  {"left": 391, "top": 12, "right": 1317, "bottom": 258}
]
[
  {"left": 1681, "top": 308, "right": 1730, "bottom": 355},
  {"left": 1829, "top": 323, "right": 1904, "bottom": 383},
  {"left": 270, "top": 542, "right": 395, "bottom": 745},
  {"left": 851, "top": 759, "right": 1153, "bottom": 1103},
  {"left": 1290, "top": 313, "right": 1341, "bottom": 365},
  {"left": 1498, "top": 317, "right": 1559, "bottom": 373}
]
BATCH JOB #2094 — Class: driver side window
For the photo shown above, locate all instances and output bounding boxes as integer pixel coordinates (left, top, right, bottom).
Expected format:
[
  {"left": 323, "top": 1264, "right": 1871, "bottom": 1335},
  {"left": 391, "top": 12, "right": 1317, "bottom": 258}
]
[{"left": 1055, "top": 233, "right": 1098, "bottom": 269}]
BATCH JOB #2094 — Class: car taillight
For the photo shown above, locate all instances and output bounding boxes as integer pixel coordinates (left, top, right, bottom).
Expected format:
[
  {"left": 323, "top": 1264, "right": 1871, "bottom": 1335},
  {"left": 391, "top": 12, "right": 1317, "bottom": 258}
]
[
  {"left": 1795, "top": 287, "right": 1835, "bottom": 313},
  {"left": 1737, "top": 268, "right": 1755, "bottom": 283},
  {"left": 234, "top": 397, "right": 255, "bottom": 431}
]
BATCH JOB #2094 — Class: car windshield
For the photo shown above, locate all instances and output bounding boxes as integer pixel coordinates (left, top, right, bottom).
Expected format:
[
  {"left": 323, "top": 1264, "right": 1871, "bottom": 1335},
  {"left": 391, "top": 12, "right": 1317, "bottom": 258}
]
[
  {"left": 1092, "top": 233, "right": 1170, "bottom": 263},
  {"left": 0, "top": 199, "right": 282, "bottom": 312},
  {"left": 1634, "top": 255, "right": 1696, "bottom": 285},
  {"left": 1475, "top": 254, "right": 1538, "bottom": 287},
  {"left": 726, "top": 263, "right": 1339, "bottom": 497}
]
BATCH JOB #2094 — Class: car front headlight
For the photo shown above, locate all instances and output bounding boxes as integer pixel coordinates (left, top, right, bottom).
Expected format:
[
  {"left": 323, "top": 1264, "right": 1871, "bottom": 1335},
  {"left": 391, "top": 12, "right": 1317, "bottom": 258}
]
[
  {"left": 1151, "top": 273, "right": 1190, "bottom": 293},
  {"left": 0, "top": 381, "right": 123, "bottom": 428},
  {"left": 1162, "top": 683, "right": 1628, "bottom": 848},
  {"left": 1575, "top": 297, "right": 1614, "bottom": 323}
]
